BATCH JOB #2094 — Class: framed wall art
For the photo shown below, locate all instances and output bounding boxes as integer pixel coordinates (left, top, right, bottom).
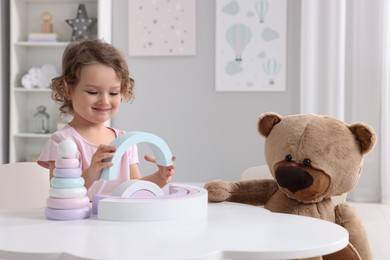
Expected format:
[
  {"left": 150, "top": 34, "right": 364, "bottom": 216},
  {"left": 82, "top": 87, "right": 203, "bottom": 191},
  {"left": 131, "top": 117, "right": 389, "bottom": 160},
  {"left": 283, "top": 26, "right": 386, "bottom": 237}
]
[
  {"left": 215, "top": 0, "right": 286, "bottom": 91},
  {"left": 128, "top": 0, "right": 196, "bottom": 56}
]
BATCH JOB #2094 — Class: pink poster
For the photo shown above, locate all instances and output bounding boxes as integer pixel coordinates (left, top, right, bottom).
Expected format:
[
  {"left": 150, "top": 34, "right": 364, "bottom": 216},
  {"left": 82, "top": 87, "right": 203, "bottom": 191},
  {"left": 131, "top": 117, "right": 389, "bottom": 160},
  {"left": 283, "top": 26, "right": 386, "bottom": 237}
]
[{"left": 128, "top": 0, "right": 196, "bottom": 56}]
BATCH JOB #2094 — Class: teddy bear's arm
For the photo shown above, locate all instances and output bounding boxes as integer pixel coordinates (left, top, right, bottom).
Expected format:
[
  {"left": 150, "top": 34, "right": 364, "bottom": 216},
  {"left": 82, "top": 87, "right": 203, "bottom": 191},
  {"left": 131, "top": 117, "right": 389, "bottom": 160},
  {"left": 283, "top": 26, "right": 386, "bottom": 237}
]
[
  {"left": 333, "top": 203, "right": 372, "bottom": 260},
  {"left": 204, "top": 179, "right": 279, "bottom": 206}
]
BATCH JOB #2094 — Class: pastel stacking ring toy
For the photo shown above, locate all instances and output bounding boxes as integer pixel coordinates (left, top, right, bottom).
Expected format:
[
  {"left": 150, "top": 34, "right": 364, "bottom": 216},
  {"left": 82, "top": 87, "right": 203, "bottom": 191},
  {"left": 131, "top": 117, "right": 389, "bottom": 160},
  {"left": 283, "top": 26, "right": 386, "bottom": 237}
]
[{"left": 45, "top": 139, "right": 91, "bottom": 221}]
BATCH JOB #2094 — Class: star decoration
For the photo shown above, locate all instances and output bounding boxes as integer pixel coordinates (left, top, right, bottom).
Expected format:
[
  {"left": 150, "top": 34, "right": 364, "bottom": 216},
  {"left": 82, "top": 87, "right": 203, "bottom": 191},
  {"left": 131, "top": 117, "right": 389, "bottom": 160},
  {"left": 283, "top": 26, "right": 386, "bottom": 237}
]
[{"left": 66, "top": 4, "right": 97, "bottom": 41}]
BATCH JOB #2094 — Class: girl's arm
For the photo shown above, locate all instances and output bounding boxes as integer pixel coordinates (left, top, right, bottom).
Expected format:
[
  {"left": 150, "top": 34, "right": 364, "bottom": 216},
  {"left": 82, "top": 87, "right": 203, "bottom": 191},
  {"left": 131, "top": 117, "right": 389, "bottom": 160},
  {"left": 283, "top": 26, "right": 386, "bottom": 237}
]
[{"left": 48, "top": 161, "right": 55, "bottom": 181}]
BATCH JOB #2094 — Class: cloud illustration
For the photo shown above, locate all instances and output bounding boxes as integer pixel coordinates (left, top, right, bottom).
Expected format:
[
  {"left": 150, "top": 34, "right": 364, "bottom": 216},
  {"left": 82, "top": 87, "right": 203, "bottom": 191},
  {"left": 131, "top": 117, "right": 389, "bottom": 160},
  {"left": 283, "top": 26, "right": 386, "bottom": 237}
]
[
  {"left": 261, "top": 28, "right": 279, "bottom": 41},
  {"left": 225, "top": 61, "right": 243, "bottom": 75},
  {"left": 222, "top": 1, "right": 239, "bottom": 15},
  {"left": 21, "top": 63, "right": 59, "bottom": 89}
]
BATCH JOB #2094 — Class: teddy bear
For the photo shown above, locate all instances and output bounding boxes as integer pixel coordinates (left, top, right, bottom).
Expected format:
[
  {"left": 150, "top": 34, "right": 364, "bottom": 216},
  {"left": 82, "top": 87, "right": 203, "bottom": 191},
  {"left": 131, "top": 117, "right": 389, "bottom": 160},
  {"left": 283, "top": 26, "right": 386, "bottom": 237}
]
[{"left": 205, "top": 112, "right": 377, "bottom": 260}]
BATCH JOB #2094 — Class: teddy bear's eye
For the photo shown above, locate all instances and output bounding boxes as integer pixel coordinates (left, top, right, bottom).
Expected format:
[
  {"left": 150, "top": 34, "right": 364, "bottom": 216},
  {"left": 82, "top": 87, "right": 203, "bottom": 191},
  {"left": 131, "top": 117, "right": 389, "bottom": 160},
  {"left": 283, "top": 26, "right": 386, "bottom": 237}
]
[
  {"left": 285, "top": 154, "right": 292, "bottom": 161},
  {"left": 303, "top": 158, "right": 311, "bottom": 166}
]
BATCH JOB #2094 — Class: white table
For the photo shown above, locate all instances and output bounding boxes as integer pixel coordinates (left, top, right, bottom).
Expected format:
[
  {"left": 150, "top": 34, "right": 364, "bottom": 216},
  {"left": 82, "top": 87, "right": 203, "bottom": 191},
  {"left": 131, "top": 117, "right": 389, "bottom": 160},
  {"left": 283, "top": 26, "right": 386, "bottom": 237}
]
[{"left": 0, "top": 202, "right": 348, "bottom": 260}]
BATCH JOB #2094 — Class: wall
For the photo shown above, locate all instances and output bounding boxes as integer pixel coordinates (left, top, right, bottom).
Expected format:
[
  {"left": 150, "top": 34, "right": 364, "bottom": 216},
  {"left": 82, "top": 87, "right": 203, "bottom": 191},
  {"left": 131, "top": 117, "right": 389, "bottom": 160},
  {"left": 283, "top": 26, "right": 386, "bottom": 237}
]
[{"left": 111, "top": 0, "right": 301, "bottom": 182}]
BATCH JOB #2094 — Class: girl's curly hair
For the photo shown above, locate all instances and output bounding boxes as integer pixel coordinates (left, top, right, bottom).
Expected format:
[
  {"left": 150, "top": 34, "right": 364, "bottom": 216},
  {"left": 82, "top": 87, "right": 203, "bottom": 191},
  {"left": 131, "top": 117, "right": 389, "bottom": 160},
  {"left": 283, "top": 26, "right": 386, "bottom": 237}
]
[{"left": 51, "top": 38, "right": 135, "bottom": 116}]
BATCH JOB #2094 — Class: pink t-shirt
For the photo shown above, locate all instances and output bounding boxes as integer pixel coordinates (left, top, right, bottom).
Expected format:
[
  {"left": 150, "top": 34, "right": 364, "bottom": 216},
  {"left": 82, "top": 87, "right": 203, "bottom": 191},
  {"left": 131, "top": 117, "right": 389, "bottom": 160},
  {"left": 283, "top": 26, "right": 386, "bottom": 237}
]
[{"left": 37, "top": 125, "right": 139, "bottom": 199}]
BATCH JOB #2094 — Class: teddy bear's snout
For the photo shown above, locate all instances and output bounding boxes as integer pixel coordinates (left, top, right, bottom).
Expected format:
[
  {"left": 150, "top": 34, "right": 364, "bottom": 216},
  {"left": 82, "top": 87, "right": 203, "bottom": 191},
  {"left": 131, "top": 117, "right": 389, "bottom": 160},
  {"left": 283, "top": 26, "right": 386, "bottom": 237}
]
[{"left": 275, "top": 166, "right": 314, "bottom": 193}]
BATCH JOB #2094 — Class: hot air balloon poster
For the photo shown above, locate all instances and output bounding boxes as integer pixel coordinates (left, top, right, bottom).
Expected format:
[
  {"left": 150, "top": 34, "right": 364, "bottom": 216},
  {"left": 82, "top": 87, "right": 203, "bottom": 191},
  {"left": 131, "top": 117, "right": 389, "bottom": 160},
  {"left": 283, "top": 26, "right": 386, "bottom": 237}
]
[
  {"left": 128, "top": 0, "right": 196, "bottom": 56},
  {"left": 216, "top": 0, "right": 286, "bottom": 91}
]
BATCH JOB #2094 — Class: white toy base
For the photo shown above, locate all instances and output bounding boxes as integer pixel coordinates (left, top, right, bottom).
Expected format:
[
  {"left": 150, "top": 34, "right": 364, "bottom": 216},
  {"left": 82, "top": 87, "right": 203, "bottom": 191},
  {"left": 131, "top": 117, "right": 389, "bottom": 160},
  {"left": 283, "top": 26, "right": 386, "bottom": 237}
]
[{"left": 93, "top": 181, "right": 208, "bottom": 222}]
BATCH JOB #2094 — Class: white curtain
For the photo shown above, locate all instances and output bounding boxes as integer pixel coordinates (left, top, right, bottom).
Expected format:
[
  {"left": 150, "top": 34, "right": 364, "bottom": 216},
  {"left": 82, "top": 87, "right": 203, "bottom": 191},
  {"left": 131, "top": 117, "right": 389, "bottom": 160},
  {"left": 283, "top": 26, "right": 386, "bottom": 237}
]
[
  {"left": 381, "top": 0, "right": 390, "bottom": 204},
  {"left": 300, "top": 0, "right": 387, "bottom": 202},
  {"left": 300, "top": 0, "right": 346, "bottom": 120}
]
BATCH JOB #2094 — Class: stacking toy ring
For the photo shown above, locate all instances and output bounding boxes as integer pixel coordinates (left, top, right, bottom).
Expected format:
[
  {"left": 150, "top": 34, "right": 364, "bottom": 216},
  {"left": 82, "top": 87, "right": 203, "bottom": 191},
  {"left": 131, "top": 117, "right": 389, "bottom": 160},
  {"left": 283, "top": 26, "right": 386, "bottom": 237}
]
[
  {"left": 53, "top": 168, "right": 82, "bottom": 178},
  {"left": 51, "top": 177, "right": 85, "bottom": 189},
  {"left": 46, "top": 196, "right": 90, "bottom": 209},
  {"left": 55, "top": 158, "right": 79, "bottom": 168},
  {"left": 49, "top": 187, "right": 87, "bottom": 198},
  {"left": 45, "top": 206, "right": 92, "bottom": 221}
]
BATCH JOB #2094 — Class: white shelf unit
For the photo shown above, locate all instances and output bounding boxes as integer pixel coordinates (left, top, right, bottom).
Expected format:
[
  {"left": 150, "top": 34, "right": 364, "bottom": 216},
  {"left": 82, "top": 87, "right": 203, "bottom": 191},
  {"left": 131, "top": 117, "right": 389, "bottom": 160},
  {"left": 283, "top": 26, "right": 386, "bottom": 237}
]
[{"left": 9, "top": 0, "right": 112, "bottom": 162}]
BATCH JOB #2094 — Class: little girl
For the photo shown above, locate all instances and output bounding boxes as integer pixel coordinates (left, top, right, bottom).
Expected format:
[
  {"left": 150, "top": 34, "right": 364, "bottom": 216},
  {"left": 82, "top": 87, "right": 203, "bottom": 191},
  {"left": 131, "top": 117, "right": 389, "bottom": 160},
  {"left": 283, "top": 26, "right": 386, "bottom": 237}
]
[{"left": 38, "top": 38, "right": 176, "bottom": 199}]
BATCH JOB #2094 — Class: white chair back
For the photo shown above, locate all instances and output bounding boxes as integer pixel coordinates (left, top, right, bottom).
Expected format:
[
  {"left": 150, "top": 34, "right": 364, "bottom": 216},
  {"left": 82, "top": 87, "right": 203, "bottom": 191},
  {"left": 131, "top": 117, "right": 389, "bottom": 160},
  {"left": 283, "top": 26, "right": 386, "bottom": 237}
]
[{"left": 0, "top": 162, "right": 50, "bottom": 209}]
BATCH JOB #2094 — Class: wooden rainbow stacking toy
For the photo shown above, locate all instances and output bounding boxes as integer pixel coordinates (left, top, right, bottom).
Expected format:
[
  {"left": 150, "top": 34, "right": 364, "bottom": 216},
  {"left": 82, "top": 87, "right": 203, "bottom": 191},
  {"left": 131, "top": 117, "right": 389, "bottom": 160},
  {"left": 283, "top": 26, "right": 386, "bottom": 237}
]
[
  {"left": 45, "top": 139, "right": 91, "bottom": 220},
  {"left": 93, "top": 132, "right": 208, "bottom": 222}
]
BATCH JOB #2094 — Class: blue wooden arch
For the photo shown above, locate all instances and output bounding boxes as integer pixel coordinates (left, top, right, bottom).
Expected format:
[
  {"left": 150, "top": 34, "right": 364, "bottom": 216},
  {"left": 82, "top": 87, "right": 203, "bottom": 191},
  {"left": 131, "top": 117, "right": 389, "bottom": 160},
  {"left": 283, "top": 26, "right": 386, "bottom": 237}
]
[{"left": 100, "top": 132, "right": 173, "bottom": 181}]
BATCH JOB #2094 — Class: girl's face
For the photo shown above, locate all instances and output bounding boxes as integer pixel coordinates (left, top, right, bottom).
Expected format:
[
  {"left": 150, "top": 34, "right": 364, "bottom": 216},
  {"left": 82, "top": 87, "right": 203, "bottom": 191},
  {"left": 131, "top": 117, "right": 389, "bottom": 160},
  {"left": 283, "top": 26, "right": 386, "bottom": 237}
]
[{"left": 69, "top": 63, "right": 122, "bottom": 125}]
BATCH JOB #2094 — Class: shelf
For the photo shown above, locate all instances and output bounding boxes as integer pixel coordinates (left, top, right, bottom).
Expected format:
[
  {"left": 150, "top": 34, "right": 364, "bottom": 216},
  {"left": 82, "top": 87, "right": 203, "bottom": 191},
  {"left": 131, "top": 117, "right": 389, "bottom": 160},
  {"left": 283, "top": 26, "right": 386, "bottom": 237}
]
[
  {"left": 15, "top": 0, "right": 96, "bottom": 3},
  {"left": 14, "top": 88, "right": 51, "bottom": 92},
  {"left": 15, "top": 41, "right": 69, "bottom": 47},
  {"left": 10, "top": 0, "right": 112, "bottom": 162},
  {"left": 14, "top": 133, "right": 51, "bottom": 138}
]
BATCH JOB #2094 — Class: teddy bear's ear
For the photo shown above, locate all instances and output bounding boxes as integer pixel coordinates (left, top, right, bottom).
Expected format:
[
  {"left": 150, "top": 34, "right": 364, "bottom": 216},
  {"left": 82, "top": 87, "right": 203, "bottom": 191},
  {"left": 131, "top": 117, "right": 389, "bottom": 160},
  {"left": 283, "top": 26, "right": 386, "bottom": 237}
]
[
  {"left": 257, "top": 112, "right": 282, "bottom": 137},
  {"left": 348, "top": 122, "right": 377, "bottom": 155}
]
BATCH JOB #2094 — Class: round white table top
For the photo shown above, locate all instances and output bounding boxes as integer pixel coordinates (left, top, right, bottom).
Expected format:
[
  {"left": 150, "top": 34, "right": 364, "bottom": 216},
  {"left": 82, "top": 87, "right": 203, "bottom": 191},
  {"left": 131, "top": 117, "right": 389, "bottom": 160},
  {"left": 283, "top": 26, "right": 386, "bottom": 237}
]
[{"left": 0, "top": 202, "right": 348, "bottom": 260}]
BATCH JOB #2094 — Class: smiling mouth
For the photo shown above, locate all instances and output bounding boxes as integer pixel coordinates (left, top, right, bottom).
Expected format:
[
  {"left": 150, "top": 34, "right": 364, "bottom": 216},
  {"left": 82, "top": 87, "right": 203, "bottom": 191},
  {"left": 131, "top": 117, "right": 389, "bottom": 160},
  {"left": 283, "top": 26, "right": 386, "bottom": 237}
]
[{"left": 93, "top": 107, "right": 111, "bottom": 112}]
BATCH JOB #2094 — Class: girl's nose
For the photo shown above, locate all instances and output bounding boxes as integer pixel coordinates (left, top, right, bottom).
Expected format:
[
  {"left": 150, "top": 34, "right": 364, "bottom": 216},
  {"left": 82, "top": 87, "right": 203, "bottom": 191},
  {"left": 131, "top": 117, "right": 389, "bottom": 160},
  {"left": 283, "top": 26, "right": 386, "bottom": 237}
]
[{"left": 99, "top": 93, "right": 110, "bottom": 104}]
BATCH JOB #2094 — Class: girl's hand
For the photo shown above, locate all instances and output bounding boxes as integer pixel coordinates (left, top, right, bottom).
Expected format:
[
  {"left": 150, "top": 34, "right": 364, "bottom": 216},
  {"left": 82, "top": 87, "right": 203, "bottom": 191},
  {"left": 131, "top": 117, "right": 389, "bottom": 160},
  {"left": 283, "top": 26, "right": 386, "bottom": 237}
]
[
  {"left": 144, "top": 155, "right": 176, "bottom": 184},
  {"left": 83, "top": 145, "right": 116, "bottom": 187}
]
